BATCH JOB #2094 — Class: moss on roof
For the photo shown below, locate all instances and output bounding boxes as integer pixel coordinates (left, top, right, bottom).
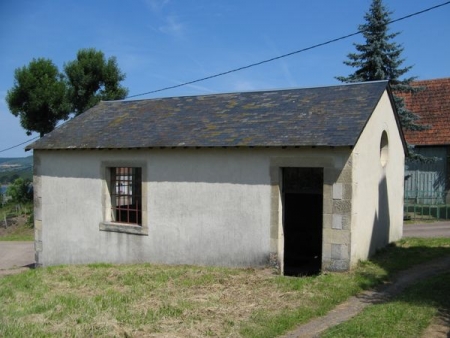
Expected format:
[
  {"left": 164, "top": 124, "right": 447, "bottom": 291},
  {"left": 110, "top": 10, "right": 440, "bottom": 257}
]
[{"left": 26, "top": 81, "right": 391, "bottom": 150}]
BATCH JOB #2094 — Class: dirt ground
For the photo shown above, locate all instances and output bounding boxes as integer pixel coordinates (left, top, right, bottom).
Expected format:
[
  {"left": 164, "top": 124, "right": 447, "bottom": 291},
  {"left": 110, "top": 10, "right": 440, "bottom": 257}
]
[{"left": 0, "top": 214, "right": 35, "bottom": 277}]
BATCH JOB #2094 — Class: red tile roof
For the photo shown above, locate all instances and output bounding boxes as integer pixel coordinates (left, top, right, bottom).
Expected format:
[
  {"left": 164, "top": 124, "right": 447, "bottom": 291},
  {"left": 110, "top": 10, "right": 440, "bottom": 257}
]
[{"left": 399, "top": 77, "right": 450, "bottom": 146}]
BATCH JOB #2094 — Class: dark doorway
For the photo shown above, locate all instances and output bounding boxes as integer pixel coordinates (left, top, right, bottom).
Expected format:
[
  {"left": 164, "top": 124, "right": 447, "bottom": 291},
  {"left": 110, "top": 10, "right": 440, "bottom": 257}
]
[{"left": 283, "top": 167, "right": 323, "bottom": 276}]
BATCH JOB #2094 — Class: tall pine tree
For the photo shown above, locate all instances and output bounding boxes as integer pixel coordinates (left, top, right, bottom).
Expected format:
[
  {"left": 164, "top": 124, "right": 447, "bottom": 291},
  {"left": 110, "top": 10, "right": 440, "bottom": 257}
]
[{"left": 337, "top": 0, "right": 425, "bottom": 132}]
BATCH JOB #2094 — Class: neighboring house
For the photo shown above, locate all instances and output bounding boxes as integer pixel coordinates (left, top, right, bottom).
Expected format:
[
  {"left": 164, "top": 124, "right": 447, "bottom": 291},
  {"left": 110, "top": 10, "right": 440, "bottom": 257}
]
[
  {"left": 26, "top": 81, "right": 406, "bottom": 275},
  {"left": 400, "top": 78, "right": 450, "bottom": 208}
]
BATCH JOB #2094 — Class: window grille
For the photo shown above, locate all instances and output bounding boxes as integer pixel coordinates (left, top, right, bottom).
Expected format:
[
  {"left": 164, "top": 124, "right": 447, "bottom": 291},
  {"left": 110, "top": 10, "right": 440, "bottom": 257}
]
[{"left": 110, "top": 167, "right": 142, "bottom": 225}]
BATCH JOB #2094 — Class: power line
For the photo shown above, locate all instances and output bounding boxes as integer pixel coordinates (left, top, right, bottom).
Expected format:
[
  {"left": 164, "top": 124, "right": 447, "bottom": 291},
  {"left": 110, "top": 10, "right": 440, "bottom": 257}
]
[
  {"left": 0, "top": 136, "right": 39, "bottom": 154},
  {"left": 126, "top": 1, "right": 450, "bottom": 99}
]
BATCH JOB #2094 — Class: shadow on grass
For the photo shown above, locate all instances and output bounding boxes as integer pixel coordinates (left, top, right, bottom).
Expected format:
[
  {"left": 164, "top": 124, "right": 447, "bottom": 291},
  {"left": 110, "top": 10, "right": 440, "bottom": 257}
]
[
  {"left": 368, "top": 237, "right": 450, "bottom": 276},
  {"left": 352, "top": 238, "right": 450, "bottom": 293},
  {"left": 316, "top": 238, "right": 450, "bottom": 337},
  {"left": 403, "top": 272, "right": 450, "bottom": 331},
  {"left": 322, "top": 272, "right": 450, "bottom": 338},
  {"left": 352, "top": 238, "right": 450, "bottom": 335}
]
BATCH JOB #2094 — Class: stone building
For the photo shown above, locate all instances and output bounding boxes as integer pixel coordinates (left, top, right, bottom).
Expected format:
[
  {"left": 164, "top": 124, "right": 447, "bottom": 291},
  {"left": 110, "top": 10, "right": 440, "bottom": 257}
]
[{"left": 26, "top": 81, "right": 406, "bottom": 275}]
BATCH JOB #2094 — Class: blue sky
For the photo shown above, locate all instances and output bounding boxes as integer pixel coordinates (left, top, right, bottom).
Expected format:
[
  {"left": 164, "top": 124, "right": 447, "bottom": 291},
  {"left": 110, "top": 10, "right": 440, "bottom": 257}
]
[{"left": 1, "top": 0, "right": 449, "bottom": 157}]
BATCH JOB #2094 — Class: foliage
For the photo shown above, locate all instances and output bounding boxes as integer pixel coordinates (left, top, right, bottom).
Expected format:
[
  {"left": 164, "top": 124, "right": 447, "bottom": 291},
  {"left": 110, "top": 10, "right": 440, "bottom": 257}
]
[
  {"left": 7, "top": 50, "right": 128, "bottom": 137},
  {"left": 0, "top": 172, "right": 31, "bottom": 185},
  {"left": 336, "top": 0, "right": 426, "bottom": 132},
  {"left": 6, "top": 178, "right": 33, "bottom": 204},
  {"left": 64, "top": 48, "right": 129, "bottom": 116},
  {"left": 5, "top": 58, "right": 71, "bottom": 137}
]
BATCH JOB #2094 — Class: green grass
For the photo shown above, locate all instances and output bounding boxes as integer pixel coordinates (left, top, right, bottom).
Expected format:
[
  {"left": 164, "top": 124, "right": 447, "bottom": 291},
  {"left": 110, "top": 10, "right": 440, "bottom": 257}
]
[
  {"left": 0, "top": 226, "right": 34, "bottom": 241},
  {"left": 369, "top": 237, "right": 450, "bottom": 274},
  {"left": 0, "top": 202, "right": 34, "bottom": 241},
  {"left": 321, "top": 272, "right": 450, "bottom": 337},
  {"left": 0, "top": 237, "right": 449, "bottom": 337}
]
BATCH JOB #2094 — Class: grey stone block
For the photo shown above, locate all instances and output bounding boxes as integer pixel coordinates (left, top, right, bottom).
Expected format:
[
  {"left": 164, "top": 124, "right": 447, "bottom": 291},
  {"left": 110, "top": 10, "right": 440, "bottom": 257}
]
[
  {"left": 332, "top": 214, "right": 343, "bottom": 229},
  {"left": 333, "top": 183, "right": 343, "bottom": 200}
]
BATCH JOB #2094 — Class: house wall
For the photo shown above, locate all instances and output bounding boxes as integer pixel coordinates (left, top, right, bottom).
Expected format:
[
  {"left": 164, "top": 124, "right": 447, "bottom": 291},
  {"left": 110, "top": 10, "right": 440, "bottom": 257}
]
[
  {"left": 404, "top": 146, "right": 448, "bottom": 204},
  {"left": 351, "top": 91, "right": 405, "bottom": 264},
  {"left": 33, "top": 147, "right": 352, "bottom": 269}
]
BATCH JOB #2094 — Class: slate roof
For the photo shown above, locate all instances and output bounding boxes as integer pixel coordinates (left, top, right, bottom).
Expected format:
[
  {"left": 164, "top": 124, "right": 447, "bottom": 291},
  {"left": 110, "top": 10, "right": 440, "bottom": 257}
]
[
  {"left": 26, "top": 81, "right": 393, "bottom": 150},
  {"left": 399, "top": 77, "right": 450, "bottom": 146}
]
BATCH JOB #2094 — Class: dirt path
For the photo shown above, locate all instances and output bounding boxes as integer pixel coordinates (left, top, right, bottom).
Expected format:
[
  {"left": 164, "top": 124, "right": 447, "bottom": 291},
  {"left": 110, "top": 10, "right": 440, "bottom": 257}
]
[
  {"left": 280, "top": 255, "right": 450, "bottom": 338},
  {"left": 0, "top": 241, "right": 34, "bottom": 277}
]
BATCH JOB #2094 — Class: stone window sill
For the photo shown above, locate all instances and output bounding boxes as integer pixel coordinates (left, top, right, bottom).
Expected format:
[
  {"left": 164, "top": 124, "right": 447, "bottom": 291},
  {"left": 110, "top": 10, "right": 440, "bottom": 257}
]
[{"left": 99, "top": 222, "right": 148, "bottom": 236}]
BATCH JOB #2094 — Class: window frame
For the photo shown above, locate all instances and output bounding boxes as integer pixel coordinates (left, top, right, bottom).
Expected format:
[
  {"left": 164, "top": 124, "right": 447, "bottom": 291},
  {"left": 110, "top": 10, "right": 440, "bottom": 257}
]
[{"left": 99, "top": 161, "right": 148, "bottom": 236}]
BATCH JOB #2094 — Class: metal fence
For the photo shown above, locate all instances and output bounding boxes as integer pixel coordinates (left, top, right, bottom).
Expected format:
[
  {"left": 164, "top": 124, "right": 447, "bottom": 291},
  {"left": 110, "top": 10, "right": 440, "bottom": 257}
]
[
  {"left": 403, "top": 146, "right": 449, "bottom": 220},
  {"left": 404, "top": 190, "right": 450, "bottom": 220}
]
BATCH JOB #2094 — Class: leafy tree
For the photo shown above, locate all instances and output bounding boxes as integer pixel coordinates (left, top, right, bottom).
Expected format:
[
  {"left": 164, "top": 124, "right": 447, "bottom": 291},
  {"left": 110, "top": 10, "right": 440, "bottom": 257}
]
[
  {"left": 64, "top": 48, "right": 129, "bottom": 116},
  {"left": 336, "top": 0, "right": 425, "bottom": 132},
  {"left": 6, "top": 178, "right": 33, "bottom": 204},
  {"left": 6, "top": 58, "right": 71, "bottom": 137}
]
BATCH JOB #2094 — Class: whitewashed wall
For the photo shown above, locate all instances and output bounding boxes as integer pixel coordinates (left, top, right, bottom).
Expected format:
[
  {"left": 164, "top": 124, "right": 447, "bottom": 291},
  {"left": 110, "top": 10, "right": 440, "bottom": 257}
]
[
  {"left": 351, "top": 91, "right": 405, "bottom": 263},
  {"left": 34, "top": 147, "right": 349, "bottom": 268},
  {"left": 35, "top": 149, "right": 273, "bottom": 267}
]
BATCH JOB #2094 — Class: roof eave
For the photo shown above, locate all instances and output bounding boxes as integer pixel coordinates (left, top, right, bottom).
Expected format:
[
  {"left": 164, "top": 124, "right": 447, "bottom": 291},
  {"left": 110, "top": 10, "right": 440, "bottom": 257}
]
[{"left": 386, "top": 84, "right": 409, "bottom": 157}]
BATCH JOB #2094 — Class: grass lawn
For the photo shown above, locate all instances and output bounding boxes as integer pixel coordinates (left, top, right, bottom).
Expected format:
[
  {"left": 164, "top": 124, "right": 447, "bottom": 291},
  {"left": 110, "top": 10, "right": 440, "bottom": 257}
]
[
  {"left": 321, "top": 272, "right": 450, "bottom": 337},
  {"left": 1, "top": 238, "right": 449, "bottom": 337}
]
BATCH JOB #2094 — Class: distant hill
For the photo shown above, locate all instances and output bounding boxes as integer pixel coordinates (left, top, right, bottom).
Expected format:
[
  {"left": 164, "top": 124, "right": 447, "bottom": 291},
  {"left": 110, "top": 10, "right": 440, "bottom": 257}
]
[
  {"left": 0, "top": 156, "right": 33, "bottom": 167},
  {"left": 0, "top": 156, "right": 33, "bottom": 184}
]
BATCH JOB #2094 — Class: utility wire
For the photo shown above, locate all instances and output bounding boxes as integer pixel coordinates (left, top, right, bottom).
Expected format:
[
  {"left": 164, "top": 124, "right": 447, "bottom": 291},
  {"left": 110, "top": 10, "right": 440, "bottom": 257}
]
[
  {"left": 1, "top": 1, "right": 449, "bottom": 153},
  {"left": 0, "top": 136, "right": 39, "bottom": 154},
  {"left": 126, "top": 1, "right": 450, "bottom": 99}
]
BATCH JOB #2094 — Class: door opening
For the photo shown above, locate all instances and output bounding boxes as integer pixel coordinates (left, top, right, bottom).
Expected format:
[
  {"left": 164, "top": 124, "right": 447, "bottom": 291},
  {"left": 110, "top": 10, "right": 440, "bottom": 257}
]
[{"left": 283, "top": 167, "right": 323, "bottom": 276}]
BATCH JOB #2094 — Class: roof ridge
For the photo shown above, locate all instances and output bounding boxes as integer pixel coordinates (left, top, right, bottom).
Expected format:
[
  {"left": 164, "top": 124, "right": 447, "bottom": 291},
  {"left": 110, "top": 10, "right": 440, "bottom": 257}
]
[{"left": 107, "top": 80, "right": 389, "bottom": 104}]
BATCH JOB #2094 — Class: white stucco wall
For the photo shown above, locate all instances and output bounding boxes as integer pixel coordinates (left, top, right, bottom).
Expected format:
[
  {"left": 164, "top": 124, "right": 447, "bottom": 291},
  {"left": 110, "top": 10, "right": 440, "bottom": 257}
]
[
  {"left": 35, "top": 149, "right": 273, "bottom": 267},
  {"left": 351, "top": 91, "right": 405, "bottom": 264},
  {"left": 34, "top": 147, "right": 352, "bottom": 268}
]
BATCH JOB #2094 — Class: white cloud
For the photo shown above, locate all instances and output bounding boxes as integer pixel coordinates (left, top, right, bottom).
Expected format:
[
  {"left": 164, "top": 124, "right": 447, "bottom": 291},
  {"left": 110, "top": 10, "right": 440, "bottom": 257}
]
[
  {"left": 279, "top": 60, "right": 297, "bottom": 88},
  {"left": 0, "top": 90, "right": 9, "bottom": 116},
  {"left": 158, "top": 15, "right": 185, "bottom": 38},
  {"left": 232, "top": 80, "right": 258, "bottom": 92},
  {"left": 147, "top": 73, "right": 216, "bottom": 97},
  {"left": 141, "top": 1, "right": 186, "bottom": 38},
  {"left": 262, "top": 36, "right": 297, "bottom": 88},
  {"left": 144, "top": 0, "right": 170, "bottom": 13}
]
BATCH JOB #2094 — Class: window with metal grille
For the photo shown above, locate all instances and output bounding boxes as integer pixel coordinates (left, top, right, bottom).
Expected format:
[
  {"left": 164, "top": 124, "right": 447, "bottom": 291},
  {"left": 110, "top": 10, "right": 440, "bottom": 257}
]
[{"left": 110, "top": 167, "right": 142, "bottom": 225}]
